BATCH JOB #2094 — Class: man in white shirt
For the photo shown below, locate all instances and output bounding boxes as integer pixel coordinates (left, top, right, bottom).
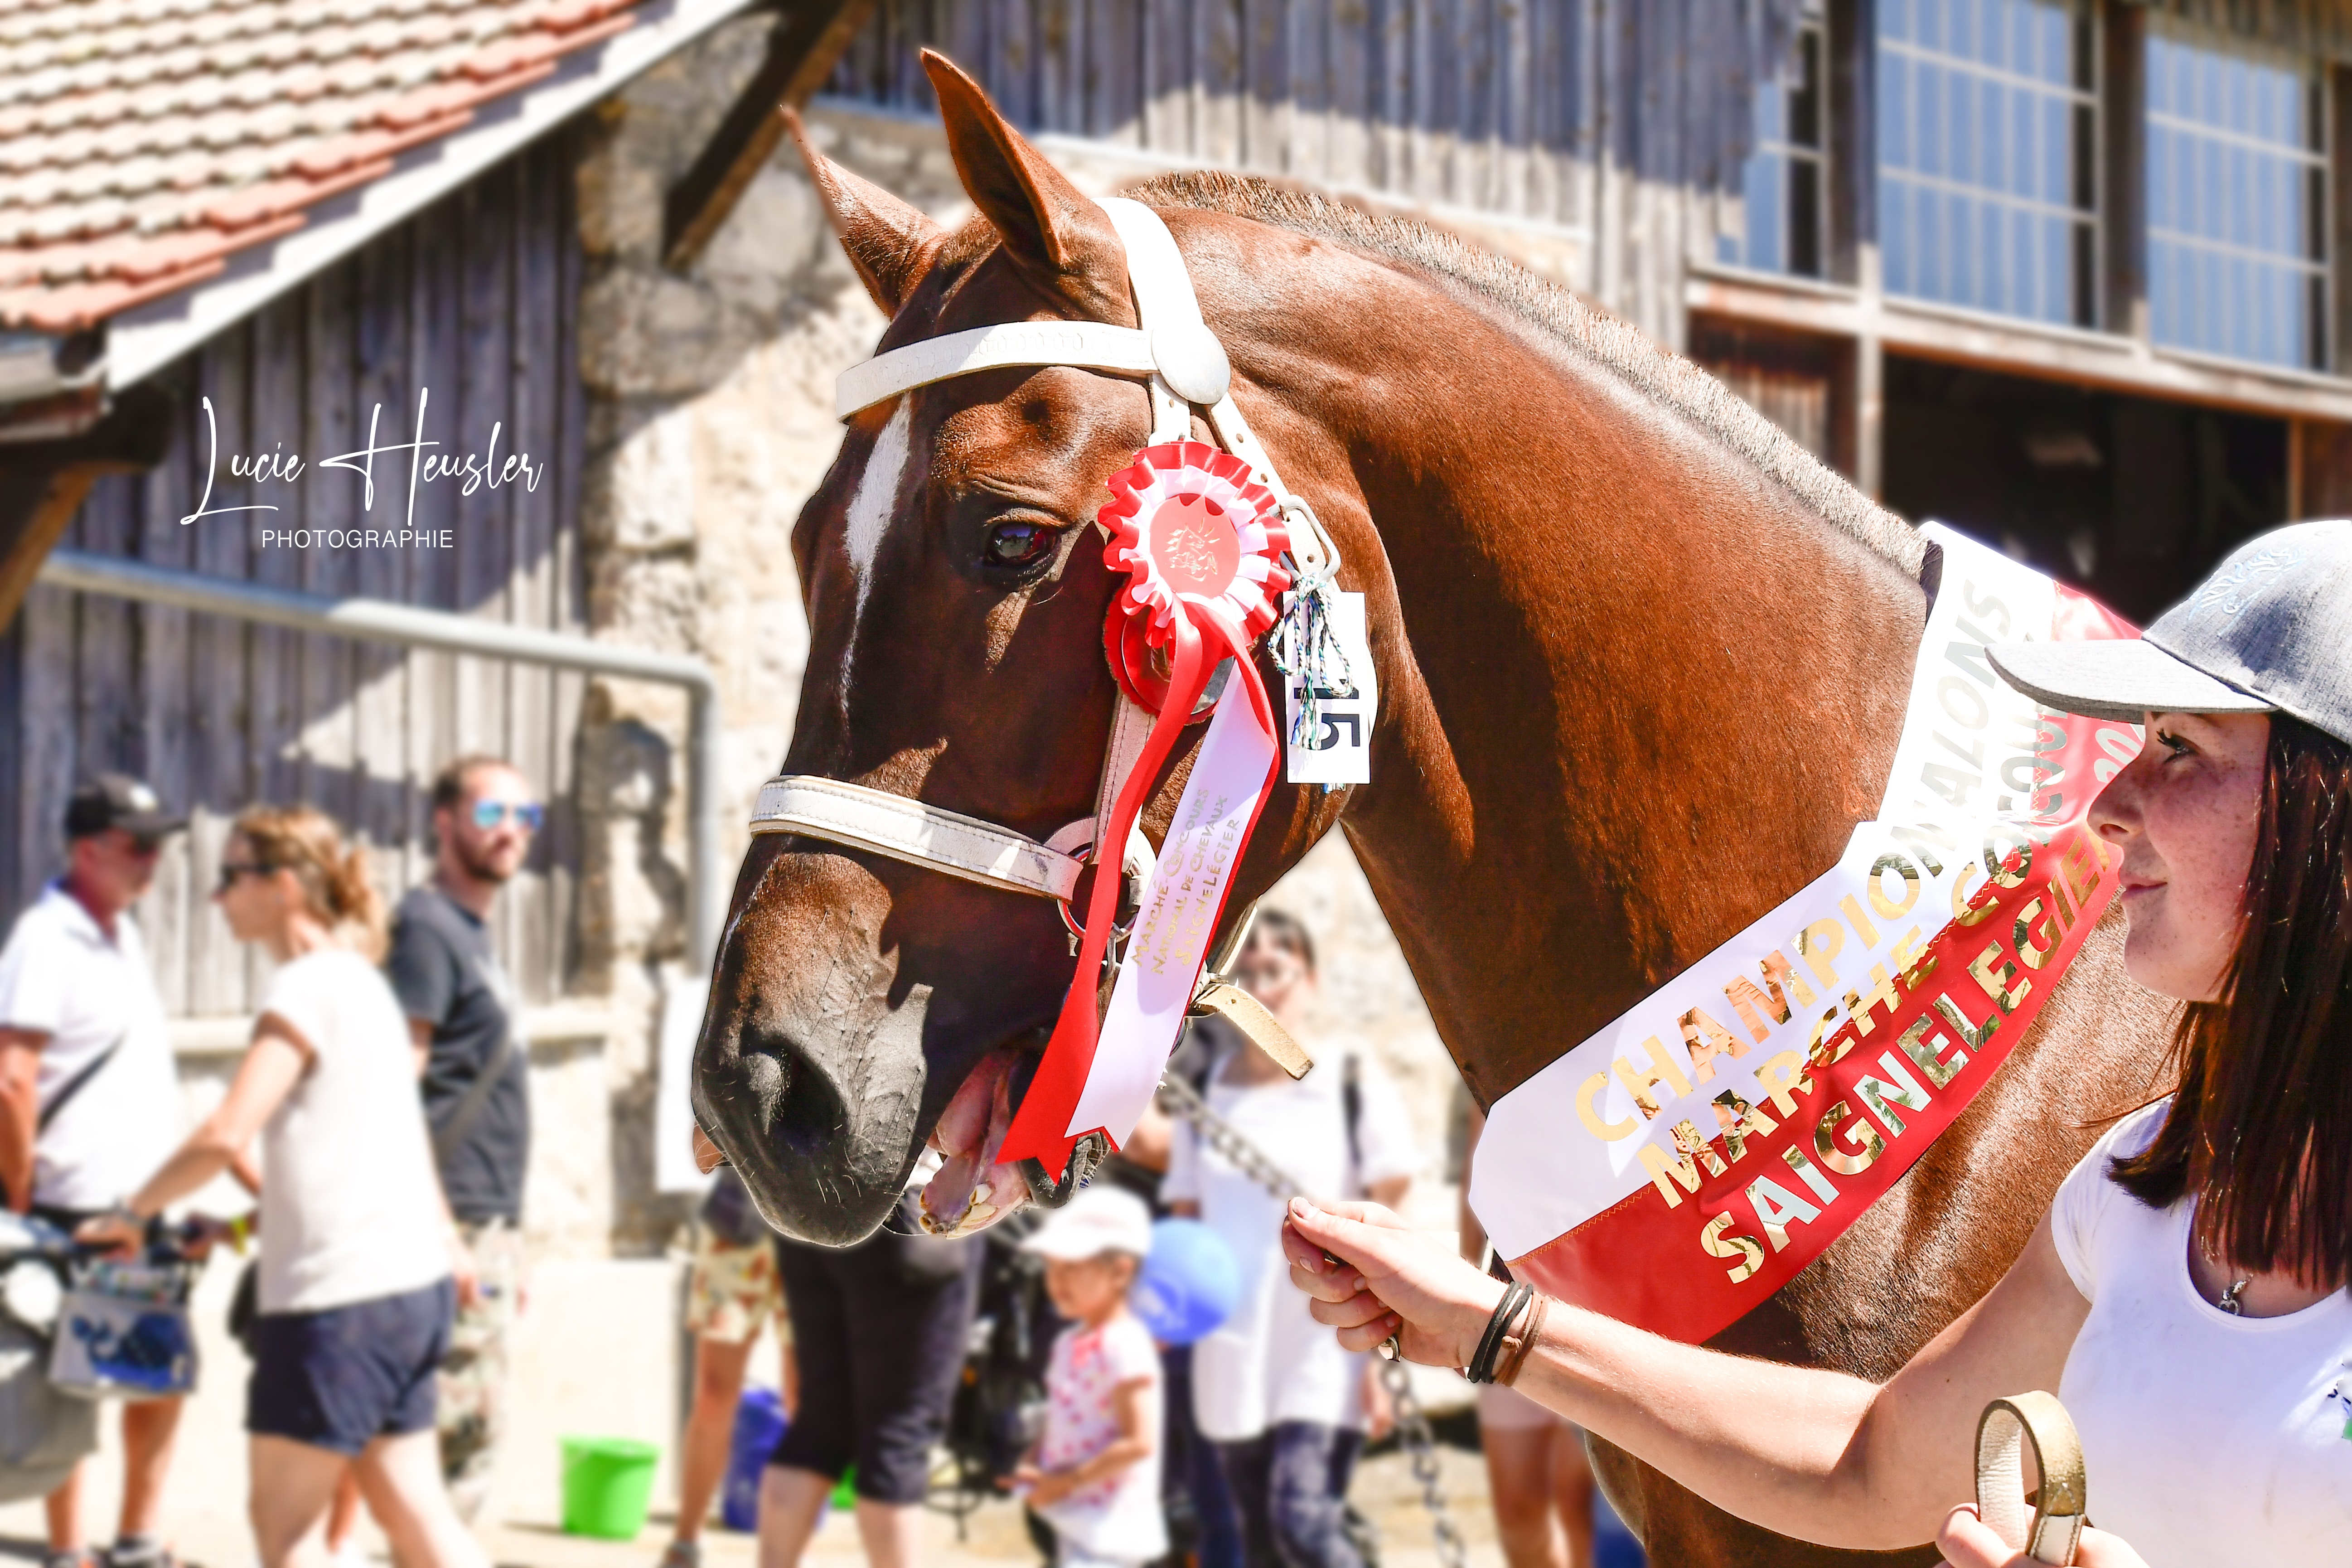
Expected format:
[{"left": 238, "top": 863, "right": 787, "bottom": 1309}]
[{"left": 0, "top": 775, "right": 190, "bottom": 1568}]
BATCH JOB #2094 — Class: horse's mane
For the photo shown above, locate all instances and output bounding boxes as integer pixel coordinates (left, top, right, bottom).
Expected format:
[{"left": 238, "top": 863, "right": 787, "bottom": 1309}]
[{"left": 1132, "top": 170, "right": 1929, "bottom": 580}]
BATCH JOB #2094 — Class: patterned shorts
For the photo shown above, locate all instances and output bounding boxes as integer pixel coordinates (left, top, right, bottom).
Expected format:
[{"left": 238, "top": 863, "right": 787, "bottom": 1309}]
[{"left": 685, "top": 1228, "right": 789, "bottom": 1346}]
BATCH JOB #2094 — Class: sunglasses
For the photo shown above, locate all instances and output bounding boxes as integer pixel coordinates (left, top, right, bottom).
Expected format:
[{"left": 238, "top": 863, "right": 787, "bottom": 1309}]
[
  {"left": 469, "top": 800, "right": 545, "bottom": 832},
  {"left": 215, "top": 860, "right": 276, "bottom": 894}
]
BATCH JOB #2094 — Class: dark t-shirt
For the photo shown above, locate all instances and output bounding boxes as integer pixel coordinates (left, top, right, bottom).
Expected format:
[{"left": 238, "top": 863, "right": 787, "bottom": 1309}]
[{"left": 385, "top": 886, "right": 528, "bottom": 1224}]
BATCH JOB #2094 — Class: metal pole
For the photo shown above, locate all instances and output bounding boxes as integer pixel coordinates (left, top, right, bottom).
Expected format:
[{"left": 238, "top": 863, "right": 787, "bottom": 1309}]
[{"left": 37, "top": 547, "right": 729, "bottom": 970}]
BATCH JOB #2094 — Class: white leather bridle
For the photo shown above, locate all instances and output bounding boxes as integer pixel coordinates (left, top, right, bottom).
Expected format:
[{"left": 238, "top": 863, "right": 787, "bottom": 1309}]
[{"left": 747, "top": 199, "right": 1341, "bottom": 939}]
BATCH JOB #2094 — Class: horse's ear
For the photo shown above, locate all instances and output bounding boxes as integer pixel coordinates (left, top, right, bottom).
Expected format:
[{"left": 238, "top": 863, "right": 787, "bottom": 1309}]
[
  {"left": 784, "top": 107, "right": 944, "bottom": 317},
  {"left": 920, "top": 51, "right": 1126, "bottom": 312}
]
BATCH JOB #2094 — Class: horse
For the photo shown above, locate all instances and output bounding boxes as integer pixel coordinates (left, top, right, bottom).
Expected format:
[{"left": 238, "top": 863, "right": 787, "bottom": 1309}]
[{"left": 691, "top": 51, "right": 2173, "bottom": 1566}]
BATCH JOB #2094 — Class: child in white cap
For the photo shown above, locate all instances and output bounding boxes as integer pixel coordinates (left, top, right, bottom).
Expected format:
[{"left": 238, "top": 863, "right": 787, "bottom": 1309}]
[{"left": 1014, "top": 1185, "right": 1167, "bottom": 1568}]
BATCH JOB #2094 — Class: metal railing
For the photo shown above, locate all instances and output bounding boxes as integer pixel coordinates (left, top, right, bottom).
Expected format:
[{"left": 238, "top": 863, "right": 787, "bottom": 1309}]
[{"left": 36, "top": 547, "right": 727, "bottom": 969}]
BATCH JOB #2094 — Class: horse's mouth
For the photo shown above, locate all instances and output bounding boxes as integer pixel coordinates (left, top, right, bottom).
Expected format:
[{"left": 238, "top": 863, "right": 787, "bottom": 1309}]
[{"left": 913, "top": 1045, "right": 1035, "bottom": 1236}]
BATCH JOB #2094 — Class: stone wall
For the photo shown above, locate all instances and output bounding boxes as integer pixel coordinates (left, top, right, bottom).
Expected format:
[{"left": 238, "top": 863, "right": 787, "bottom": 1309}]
[{"left": 567, "top": 28, "right": 1553, "bottom": 1248}]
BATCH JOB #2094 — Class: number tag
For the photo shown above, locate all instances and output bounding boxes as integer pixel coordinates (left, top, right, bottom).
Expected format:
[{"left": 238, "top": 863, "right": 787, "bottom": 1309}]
[{"left": 1280, "top": 589, "right": 1375, "bottom": 785}]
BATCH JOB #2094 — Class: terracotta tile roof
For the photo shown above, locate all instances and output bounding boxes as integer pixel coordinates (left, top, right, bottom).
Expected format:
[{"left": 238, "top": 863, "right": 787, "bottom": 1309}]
[{"left": 0, "top": 0, "right": 648, "bottom": 333}]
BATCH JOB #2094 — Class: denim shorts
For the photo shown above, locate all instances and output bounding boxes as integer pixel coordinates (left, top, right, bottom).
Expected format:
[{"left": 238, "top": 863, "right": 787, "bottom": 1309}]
[{"left": 247, "top": 1278, "right": 455, "bottom": 1455}]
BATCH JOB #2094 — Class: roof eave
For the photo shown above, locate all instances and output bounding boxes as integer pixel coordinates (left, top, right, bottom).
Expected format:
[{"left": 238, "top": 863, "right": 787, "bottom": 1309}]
[{"left": 101, "top": 0, "right": 770, "bottom": 396}]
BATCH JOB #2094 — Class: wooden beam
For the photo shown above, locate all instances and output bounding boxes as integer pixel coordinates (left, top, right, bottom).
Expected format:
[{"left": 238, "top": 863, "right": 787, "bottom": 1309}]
[
  {"left": 0, "top": 382, "right": 178, "bottom": 633},
  {"left": 662, "top": 0, "right": 878, "bottom": 273},
  {"left": 0, "top": 465, "right": 100, "bottom": 634},
  {"left": 2102, "top": 0, "right": 2148, "bottom": 340}
]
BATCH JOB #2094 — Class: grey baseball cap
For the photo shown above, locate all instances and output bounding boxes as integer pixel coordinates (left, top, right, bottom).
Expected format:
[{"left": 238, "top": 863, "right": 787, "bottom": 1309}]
[{"left": 1985, "top": 520, "right": 2352, "bottom": 747}]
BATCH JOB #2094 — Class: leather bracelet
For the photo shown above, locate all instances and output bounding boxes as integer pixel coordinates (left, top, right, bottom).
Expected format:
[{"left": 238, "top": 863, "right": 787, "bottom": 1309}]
[
  {"left": 1495, "top": 1292, "right": 1549, "bottom": 1387},
  {"left": 1467, "top": 1282, "right": 1532, "bottom": 1384}
]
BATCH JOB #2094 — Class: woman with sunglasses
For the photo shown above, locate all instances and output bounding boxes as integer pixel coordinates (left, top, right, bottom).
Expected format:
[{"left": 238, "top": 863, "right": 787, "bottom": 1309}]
[
  {"left": 1282, "top": 522, "right": 2352, "bottom": 1568},
  {"left": 78, "top": 805, "right": 482, "bottom": 1568}
]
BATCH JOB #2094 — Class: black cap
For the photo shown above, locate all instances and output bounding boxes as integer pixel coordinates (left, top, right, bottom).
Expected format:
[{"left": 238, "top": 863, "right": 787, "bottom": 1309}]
[{"left": 64, "top": 774, "right": 186, "bottom": 841}]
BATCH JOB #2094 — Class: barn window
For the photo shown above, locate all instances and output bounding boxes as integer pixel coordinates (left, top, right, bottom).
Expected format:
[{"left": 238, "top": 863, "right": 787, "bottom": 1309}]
[
  {"left": 2144, "top": 21, "right": 2329, "bottom": 372},
  {"left": 1878, "top": 0, "right": 2099, "bottom": 329},
  {"left": 1725, "top": 6, "right": 1828, "bottom": 277}
]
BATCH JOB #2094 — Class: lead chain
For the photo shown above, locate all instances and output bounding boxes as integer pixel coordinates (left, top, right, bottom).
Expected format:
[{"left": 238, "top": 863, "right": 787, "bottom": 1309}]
[{"left": 1156, "top": 1071, "right": 1469, "bottom": 1568}]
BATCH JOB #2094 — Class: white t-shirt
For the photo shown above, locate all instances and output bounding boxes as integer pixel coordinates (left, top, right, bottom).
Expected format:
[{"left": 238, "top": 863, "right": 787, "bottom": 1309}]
[
  {"left": 1034, "top": 1310, "right": 1167, "bottom": 1563},
  {"left": 2052, "top": 1099, "right": 2352, "bottom": 1567},
  {"left": 256, "top": 949, "right": 449, "bottom": 1314},
  {"left": 0, "top": 884, "right": 183, "bottom": 1211},
  {"left": 1163, "top": 1044, "right": 1419, "bottom": 1441}
]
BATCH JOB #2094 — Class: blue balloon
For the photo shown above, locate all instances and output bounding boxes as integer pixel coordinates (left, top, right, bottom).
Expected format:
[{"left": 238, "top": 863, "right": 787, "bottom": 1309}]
[{"left": 1130, "top": 1218, "right": 1242, "bottom": 1345}]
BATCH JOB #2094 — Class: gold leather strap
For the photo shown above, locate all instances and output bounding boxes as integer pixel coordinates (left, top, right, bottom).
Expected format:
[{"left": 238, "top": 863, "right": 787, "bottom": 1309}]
[
  {"left": 1189, "top": 981, "right": 1314, "bottom": 1080},
  {"left": 1975, "top": 1392, "right": 2087, "bottom": 1566}
]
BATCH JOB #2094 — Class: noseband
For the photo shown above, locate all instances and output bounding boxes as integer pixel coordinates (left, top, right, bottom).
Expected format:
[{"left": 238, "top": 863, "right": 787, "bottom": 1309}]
[{"left": 748, "top": 199, "right": 1339, "bottom": 950}]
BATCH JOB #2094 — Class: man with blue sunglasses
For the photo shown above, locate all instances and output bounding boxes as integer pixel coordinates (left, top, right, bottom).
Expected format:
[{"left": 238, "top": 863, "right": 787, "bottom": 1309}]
[{"left": 385, "top": 755, "right": 543, "bottom": 1522}]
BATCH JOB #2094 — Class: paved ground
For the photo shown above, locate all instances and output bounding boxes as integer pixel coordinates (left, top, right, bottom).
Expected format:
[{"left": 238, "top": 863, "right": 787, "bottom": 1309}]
[{"left": 0, "top": 1445, "right": 1507, "bottom": 1568}]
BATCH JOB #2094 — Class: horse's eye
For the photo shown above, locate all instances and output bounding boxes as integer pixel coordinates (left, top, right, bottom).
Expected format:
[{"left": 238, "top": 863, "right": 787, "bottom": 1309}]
[{"left": 985, "top": 520, "right": 1055, "bottom": 568}]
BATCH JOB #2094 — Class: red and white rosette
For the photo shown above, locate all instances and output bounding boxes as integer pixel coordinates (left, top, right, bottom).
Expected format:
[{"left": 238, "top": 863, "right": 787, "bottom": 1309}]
[{"left": 1001, "top": 441, "right": 1292, "bottom": 1176}]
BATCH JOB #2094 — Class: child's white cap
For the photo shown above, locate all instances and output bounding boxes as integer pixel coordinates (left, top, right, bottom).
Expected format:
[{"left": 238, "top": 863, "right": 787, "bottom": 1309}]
[{"left": 1019, "top": 1185, "right": 1154, "bottom": 1261}]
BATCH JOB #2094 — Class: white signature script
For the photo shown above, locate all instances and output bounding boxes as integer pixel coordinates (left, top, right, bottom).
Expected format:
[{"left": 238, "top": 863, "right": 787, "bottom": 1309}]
[{"left": 177, "top": 387, "right": 545, "bottom": 529}]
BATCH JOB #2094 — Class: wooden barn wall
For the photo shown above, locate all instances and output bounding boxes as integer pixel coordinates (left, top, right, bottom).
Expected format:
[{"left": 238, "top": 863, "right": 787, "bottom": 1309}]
[
  {"left": 0, "top": 134, "right": 586, "bottom": 1015},
  {"left": 829, "top": 0, "right": 1803, "bottom": 290}
]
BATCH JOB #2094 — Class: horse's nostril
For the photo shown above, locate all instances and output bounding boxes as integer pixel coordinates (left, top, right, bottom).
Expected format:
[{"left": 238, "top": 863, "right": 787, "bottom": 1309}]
[{"left": 742, "top": 1049, "right": 786, "bottom": 1124}]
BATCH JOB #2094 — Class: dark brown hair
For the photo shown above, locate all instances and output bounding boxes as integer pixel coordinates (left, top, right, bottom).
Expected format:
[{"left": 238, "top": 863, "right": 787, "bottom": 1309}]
[
  {"left": 2110, "top": 712, "right": 2352, "bottom": 1288},
  {"left": 1249, "top": 906, "right": 1316, "bottom": 978},
  {"left": 430, "top": 754, "right": 516, "bottom": 814}
]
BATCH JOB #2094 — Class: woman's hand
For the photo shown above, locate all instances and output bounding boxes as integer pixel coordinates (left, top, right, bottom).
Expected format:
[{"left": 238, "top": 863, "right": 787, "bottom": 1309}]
[
  {"left": 1282, "top": 1197, "right": 1506, "bottom": 1368},
  {"left": 1935, "top": 1505, "right": 2148, "bottom": 1568}
]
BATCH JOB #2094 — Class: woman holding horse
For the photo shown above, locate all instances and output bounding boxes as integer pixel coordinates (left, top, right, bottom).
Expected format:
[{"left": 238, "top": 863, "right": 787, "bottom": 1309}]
[{"left": 1285, "top": 523, "right": 2352, "bottom": 1568}]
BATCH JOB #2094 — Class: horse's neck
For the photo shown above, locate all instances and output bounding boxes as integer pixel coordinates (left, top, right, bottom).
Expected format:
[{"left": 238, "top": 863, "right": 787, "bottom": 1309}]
[{"left": 1297, "top": 288, "right": 1931, "bottom": 1102}]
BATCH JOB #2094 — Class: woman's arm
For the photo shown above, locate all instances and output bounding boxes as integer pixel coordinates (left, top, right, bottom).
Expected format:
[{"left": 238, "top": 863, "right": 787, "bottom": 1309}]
[
  {"left": 118, "top": 1016, "right": 310, "bottom": 1221},
  {"left": 1284, "top": 1197, "right": 2089, "bottom": 1550}
]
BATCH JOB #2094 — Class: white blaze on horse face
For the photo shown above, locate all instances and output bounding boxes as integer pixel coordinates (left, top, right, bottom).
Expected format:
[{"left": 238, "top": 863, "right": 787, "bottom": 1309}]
[{"left": 840, "top": 398, "right": 914, "bottom": 713}]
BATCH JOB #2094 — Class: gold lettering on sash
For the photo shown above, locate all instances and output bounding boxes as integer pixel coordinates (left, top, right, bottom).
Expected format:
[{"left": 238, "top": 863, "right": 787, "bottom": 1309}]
[
  {"left": 1950, "top": 861, "right": 1999, "bottom": 926},
  {"left": 1891, "top": 926, "right": 1939, "bottom": 992},
  {"left": 1752, "top": 1050, "right": 1812, "bottom": 1117},
  {"left": 1615, "top": 1036, "right": 1694, "bottom": 1119},
  {"left": 2013, "top": 896, "right": 2061, "bottom": 970},
  {"left": 1746, "top": 1176, "right": 1822, "bottom": 1252},
  {"left": 1841, "top": 963, "right": 1902, "bottom": 1037},
  {"left": 1968, "top": 938, "right": 2033, "bottom": 1014},
  {"left": 1795, "top": 919, "right": 1844, "bottom": 990},
  {"left": 1639, "top": 1120, "right": 1724, "bottom": 1207},
  {"left": 1982, "top": 825, "right": 2034, "bottom": 890},
  {"left": 1856, "top": 1051, "right": 1932, "bottom": 1137},
  {"left": 1710, "top": 1090, "right": 1777, "bottom": 1163},
  {"left": 1839, "top": 894, "right": 1881, "bottom": 949},
  {"left": 1805, "top": 1007, "right": 1853, "bottom": 1071},
  {"left": 1867, "top": 853, "right": 1924, "bottom": 920},
  {"left": 1780, "top": 1143, "right": 1841, "bottom": 1204},
  {"left": 1575, "top": 1074, "right": 1638, "bottom": 1141},
  {"left": 1679, "top": 1007, "right": 1750, "bottom": 1083},
  {"left": 1814, "top": 1100, "right": 1885, "bottom": 1174},
  {"left": 1700, "top": 1213, "right": 1765, "bottom": 1284},
  {"left": 1892, "top": 1013, "right": 1966, "bottom": 1089},
  {"left": 1890, "top": 823, "right": 1953, "bottom": 876},
  {"left": 2057, "top": 828, "right": 2104, "bottom": 910},
  {"left": 1724, "top": 952, "right": 1811, "bottom": 1042},
  {"left": 1931, "top": 989, "right": 1999, "bottom": 1052}
]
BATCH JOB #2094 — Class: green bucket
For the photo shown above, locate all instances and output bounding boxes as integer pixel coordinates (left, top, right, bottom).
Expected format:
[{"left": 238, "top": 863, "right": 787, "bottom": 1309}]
[{"left": 560, "top": 1437, "right": 660, "bottom": 1539}]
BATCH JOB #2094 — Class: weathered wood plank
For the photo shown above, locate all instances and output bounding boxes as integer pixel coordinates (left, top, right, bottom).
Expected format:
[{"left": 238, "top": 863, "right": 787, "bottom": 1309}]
[
  {"left": 136, "top": 367, "right": 197, "bottom": 1015},
  {"left": 187, "top": 331, "right": 256, "bottom": 1016},
  {"left": 352, "top": 204, "right": 418, "bottom": 892}
]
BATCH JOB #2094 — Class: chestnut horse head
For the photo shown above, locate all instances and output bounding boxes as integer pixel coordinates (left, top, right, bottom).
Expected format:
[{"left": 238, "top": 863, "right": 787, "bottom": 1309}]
[
  {"left": 691, "top": 55, "right": 1348, "bottom": 1245},
  {"left": 696, "top": 57, "right": 2176, "bottom": 1562}
]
